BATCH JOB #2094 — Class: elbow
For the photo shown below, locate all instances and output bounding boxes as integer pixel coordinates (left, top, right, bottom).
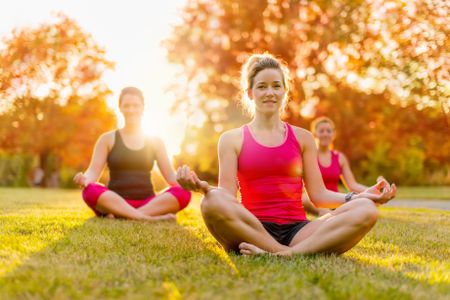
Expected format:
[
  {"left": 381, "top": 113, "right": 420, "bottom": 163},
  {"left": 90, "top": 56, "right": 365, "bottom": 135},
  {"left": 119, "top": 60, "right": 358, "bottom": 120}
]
[{"left": 308, "top": 193, "right": 323, "bottom": 207}]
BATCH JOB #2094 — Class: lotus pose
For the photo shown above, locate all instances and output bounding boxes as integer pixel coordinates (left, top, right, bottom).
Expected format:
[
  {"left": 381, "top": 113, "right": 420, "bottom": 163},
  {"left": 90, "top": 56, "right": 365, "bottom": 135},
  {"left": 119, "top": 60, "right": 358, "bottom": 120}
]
[
  {"left": 74, "top": 87, "right": 191, "bottom": 221},
  {"left": 177, "top": 54, "right": 395, "bottom": 256}
]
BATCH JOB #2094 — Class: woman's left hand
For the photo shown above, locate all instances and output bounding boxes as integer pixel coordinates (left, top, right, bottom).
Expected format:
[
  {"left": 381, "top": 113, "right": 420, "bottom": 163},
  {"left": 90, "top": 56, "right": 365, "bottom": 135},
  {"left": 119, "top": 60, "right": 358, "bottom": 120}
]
[{"left": 356, "top": 180, "right": 396, "bottom": 204}]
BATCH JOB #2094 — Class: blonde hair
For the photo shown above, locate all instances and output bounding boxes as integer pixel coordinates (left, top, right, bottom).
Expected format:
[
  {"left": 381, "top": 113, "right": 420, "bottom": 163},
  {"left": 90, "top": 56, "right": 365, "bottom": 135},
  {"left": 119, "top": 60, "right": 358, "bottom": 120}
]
[
  {"left": 310, "top": 116, "right": 335, "bottom": 134},
  {"left": 239, "top": 53, "right": 291, "bottom": 116}
]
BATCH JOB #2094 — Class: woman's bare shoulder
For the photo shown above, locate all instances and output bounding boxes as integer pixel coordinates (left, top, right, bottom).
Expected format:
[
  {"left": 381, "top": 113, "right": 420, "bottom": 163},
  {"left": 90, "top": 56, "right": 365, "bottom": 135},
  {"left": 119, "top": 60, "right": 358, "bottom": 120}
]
[
  {"left": 97, "top": 130, "right": 116, "bottom": 148},
  {"left": 290, "top": 125, "right": 315, "bottom": 147},
  {"left": 219, "top": 127, "right": 245, "bottom": 151}
]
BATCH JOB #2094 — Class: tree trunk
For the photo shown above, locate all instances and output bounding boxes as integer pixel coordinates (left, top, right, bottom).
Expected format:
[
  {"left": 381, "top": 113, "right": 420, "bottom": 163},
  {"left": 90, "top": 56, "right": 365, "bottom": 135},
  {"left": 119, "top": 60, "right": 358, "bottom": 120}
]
[{"left": 38, "top": 152, "right": 49, "bottom": 187}]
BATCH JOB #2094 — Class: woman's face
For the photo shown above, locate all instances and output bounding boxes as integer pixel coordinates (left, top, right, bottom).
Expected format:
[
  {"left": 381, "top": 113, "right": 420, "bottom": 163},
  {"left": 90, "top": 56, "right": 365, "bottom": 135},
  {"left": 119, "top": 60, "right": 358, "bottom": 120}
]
[
  {"left": 314, "top": 122, "right": 335, "bottom": 148},
  {"left": 119, "top": 94, "right": 144, "bottom": 122},
  {"left": 249, "top": 68, "right": 286, "bottom": 116}
]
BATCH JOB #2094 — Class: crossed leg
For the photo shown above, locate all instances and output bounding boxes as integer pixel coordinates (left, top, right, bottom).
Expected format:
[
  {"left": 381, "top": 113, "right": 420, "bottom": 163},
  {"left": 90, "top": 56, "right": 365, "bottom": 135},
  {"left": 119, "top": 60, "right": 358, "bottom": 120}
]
[
  {"left": 200, "top": 189, "right": 289, "bottom": 252},
  {"left": 137, "top": 192, "right": 180, "bottom": 216},
  {"left": 95, "top": 191, "right": 177, "bottom": 221},
  {"left": 239, "top": 198, "right": 379, "bottom": 256}
]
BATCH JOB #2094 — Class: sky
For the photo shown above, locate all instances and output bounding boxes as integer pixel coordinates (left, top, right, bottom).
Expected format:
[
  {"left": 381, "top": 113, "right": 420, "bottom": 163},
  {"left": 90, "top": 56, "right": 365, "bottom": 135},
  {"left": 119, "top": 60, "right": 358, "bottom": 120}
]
[{"left": 0, "top": 0, "right": 188, "bottom": 156}]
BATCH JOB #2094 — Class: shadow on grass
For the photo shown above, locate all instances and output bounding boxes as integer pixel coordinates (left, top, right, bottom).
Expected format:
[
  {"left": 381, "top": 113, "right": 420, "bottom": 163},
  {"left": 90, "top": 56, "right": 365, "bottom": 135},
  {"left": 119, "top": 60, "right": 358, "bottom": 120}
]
[
  {"left": 218, "top": 209, "right": 450, "bottom": 299},
  {"left": 1, "top": 208, "right": 449, "bottom": 299},
  {"left": 0, "top": 212, "right": 240, "bottom": 299}
]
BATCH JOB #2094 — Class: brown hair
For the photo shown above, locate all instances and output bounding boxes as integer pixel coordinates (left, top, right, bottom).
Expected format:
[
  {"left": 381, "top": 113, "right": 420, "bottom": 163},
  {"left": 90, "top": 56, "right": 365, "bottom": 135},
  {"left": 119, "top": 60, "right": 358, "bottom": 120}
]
[
  {"left": 310, "top": 116, "right": 335, "bottom": 134},
  {"left": 240, "top": 53, "right": 291, "bottom": 116},
  {"left": 118, "top": 87, "right": 144, "bottom": 106}
]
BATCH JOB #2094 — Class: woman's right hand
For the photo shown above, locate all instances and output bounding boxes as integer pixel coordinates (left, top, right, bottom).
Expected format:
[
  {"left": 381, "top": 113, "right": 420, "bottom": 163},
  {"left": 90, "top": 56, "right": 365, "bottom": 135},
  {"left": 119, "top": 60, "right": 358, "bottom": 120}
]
[
  {"left": 73, "top": 172, "right": 88, "bottom": 187},
  {"left": 176, "top": 165, "right": 209, "bottom": 193}
]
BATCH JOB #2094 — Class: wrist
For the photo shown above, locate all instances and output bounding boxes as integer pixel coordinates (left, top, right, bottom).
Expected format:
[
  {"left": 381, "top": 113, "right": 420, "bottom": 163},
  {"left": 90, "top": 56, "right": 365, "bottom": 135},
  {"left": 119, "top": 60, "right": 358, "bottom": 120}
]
[
  {"left": 344, "top": 191, "right": 357, "bottom": 202},
  {"left": 201, "top": 185, "right": 213, "bottom": 195}
]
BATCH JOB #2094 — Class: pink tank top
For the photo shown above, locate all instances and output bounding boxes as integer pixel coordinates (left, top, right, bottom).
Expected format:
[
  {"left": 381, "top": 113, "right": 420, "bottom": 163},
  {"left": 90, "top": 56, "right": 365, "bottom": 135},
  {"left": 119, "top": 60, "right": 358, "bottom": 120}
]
[
  {"left": 237, "top": 123, "right": 307, "bottom": 224},
  {"left": 318, "top": 150, "right": 342, "bottom": 192}
]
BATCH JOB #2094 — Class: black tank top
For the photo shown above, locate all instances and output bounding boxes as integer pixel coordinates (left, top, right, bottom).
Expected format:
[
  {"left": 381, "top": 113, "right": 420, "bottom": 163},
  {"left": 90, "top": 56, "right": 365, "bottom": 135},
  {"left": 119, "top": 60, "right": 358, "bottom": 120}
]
[{"left": 107, "top": 130, "right": 155, "bottom": 200}]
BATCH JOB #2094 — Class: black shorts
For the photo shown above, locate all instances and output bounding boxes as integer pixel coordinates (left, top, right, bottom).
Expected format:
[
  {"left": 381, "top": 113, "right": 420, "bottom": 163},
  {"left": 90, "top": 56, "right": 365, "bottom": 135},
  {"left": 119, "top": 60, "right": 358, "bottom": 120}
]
[{"left": 262, "top": 221, "right": 310, "bottom": 246}]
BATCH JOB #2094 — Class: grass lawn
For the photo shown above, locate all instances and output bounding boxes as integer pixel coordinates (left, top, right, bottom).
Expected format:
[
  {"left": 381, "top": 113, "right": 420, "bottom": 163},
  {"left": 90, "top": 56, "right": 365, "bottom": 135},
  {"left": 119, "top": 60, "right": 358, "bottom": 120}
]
[
  {"left": 393, "top": 186, "right": 450, "bottom": 200},
  {"left": 0, "top": 187, "right": 449, "bottom": 299}
]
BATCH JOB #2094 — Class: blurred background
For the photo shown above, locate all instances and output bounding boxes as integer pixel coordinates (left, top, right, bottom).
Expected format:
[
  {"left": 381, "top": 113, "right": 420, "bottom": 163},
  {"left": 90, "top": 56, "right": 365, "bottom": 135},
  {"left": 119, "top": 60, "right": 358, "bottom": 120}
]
[{"left": 0, "top": 0, "right": 449, "bottom": 189}]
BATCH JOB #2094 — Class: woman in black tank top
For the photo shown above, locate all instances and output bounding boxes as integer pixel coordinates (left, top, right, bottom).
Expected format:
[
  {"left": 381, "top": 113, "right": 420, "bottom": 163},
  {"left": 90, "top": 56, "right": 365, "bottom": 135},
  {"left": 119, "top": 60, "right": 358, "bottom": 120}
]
[{"left": 73, "top": 87, "right": 191, "bottom": 220}]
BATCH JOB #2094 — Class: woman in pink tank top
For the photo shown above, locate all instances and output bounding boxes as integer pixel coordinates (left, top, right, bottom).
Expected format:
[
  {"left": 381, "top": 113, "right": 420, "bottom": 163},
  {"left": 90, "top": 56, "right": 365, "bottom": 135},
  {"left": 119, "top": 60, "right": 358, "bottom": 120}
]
[
  {"left": 177, "top": 53, "right": 396, "bottom": 256},
  {"left": 302, "top": 117, "right": 385, "bottom": 216}
]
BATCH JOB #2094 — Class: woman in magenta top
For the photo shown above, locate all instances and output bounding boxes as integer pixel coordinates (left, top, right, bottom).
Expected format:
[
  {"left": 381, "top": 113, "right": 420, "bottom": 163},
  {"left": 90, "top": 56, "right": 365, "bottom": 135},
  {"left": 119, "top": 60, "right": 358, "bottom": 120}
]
[
  {"left": 177, "top": 53, "right": 396, "bottom": 256},
  {"left": 302, "top": 117, "right": 383, "bottom": 216}
]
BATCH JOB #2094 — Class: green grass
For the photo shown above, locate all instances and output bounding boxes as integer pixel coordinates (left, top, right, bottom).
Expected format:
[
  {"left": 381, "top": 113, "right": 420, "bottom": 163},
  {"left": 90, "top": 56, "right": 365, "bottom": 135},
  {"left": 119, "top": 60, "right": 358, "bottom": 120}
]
[
  {"left": 394, "top": 186, "right": 450, "bottom": 200},
  {"left": 0, "top": 187, "right": 449, "bottom": 299}
]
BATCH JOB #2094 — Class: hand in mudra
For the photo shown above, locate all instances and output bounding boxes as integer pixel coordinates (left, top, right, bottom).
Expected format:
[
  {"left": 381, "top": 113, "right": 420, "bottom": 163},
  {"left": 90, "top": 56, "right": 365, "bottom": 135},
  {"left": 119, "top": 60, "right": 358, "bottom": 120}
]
[
  {"left": 358, "top": 180, "right": 396, "bottom": 205},
  {"left": 73, "top": 172, "right": 88, "bottom": 187},
  {"left": 176, "top": 165, "right": 209, "bottom": 193}
]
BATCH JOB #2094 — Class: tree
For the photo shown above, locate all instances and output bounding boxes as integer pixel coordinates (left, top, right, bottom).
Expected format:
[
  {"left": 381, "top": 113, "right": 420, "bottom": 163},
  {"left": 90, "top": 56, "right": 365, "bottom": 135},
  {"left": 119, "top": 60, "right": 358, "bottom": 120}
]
[
  {"left": 164, "top": 0, "right": 449, "bottom": 184},
  {"left": 0, "top": 13, "right": 115, "bottom": 186}
]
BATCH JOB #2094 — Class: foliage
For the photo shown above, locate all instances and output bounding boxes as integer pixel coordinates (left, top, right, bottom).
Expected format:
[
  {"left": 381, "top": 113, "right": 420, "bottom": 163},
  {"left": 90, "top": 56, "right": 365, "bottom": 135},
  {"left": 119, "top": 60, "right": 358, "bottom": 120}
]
[
  {"left": 164, "top": 0, "right": 450, "bottom": 184},
  {"left": 0, "top": 13, "right": 115, "bottom": 186}
]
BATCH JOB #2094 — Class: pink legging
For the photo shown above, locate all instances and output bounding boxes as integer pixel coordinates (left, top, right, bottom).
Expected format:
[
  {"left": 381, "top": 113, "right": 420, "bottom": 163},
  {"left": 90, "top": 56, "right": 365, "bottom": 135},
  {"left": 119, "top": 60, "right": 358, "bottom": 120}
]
[{"left": 82, "top": 182, "right": 191, "bottom": 216}]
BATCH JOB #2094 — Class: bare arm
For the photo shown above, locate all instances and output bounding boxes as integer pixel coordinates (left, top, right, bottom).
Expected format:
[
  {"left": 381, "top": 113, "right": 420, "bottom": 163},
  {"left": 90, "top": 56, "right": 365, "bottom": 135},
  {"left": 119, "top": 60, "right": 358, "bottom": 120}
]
[
  {"left": 297, "top": 128, "right": 396, "bottom": 206},
  {"left": 74, "top": 133, "right": 111, "bottom": 187},
  {"left": 153, "top": 137, "right": 177, "bottom": 186},
  {"left": 339, "top": 152, "right": 367, "bottom": 193},
  {"left": 299, "top": 129, "right": 347, "bottom": 208},
  {"left": 217, "top": 130, "right": 240, "bottom": 197}
]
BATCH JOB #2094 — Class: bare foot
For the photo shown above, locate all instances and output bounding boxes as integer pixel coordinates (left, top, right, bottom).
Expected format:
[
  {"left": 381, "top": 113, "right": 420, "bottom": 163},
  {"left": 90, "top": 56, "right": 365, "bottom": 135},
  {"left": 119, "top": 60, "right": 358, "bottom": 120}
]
[
  {"left": 239, "top": 242, "right": 293, "bottom": 257},
  {"left": 158, "top": 213, "right": 177, "bottom": 221},
  {"left": 238, "top": 242, "right": 268, "bottom": 256},
  {"left": 145, "top": 213, "right": 177, "bottom": 222},
  {"left": 105, "top": 213, "right": 115, "bottom": 219}
]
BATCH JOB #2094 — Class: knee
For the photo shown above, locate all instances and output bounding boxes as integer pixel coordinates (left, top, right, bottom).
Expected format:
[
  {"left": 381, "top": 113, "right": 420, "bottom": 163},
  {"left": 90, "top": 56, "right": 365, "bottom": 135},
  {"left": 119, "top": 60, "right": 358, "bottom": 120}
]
[
  {"left": 82, "top": 182, "right": 104, "bottom": 202},
  {"left": 200, "top": 189, "right": 234, "bottom": 220},
  {"left": 167, "top": 186, "right": 192, "bottom": 210},
  {"left": 352, "top": 198, "right": 379, "bottom": 227},
  {"left": 200, "top": 189, "right": 222, "bottom": 215}
]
